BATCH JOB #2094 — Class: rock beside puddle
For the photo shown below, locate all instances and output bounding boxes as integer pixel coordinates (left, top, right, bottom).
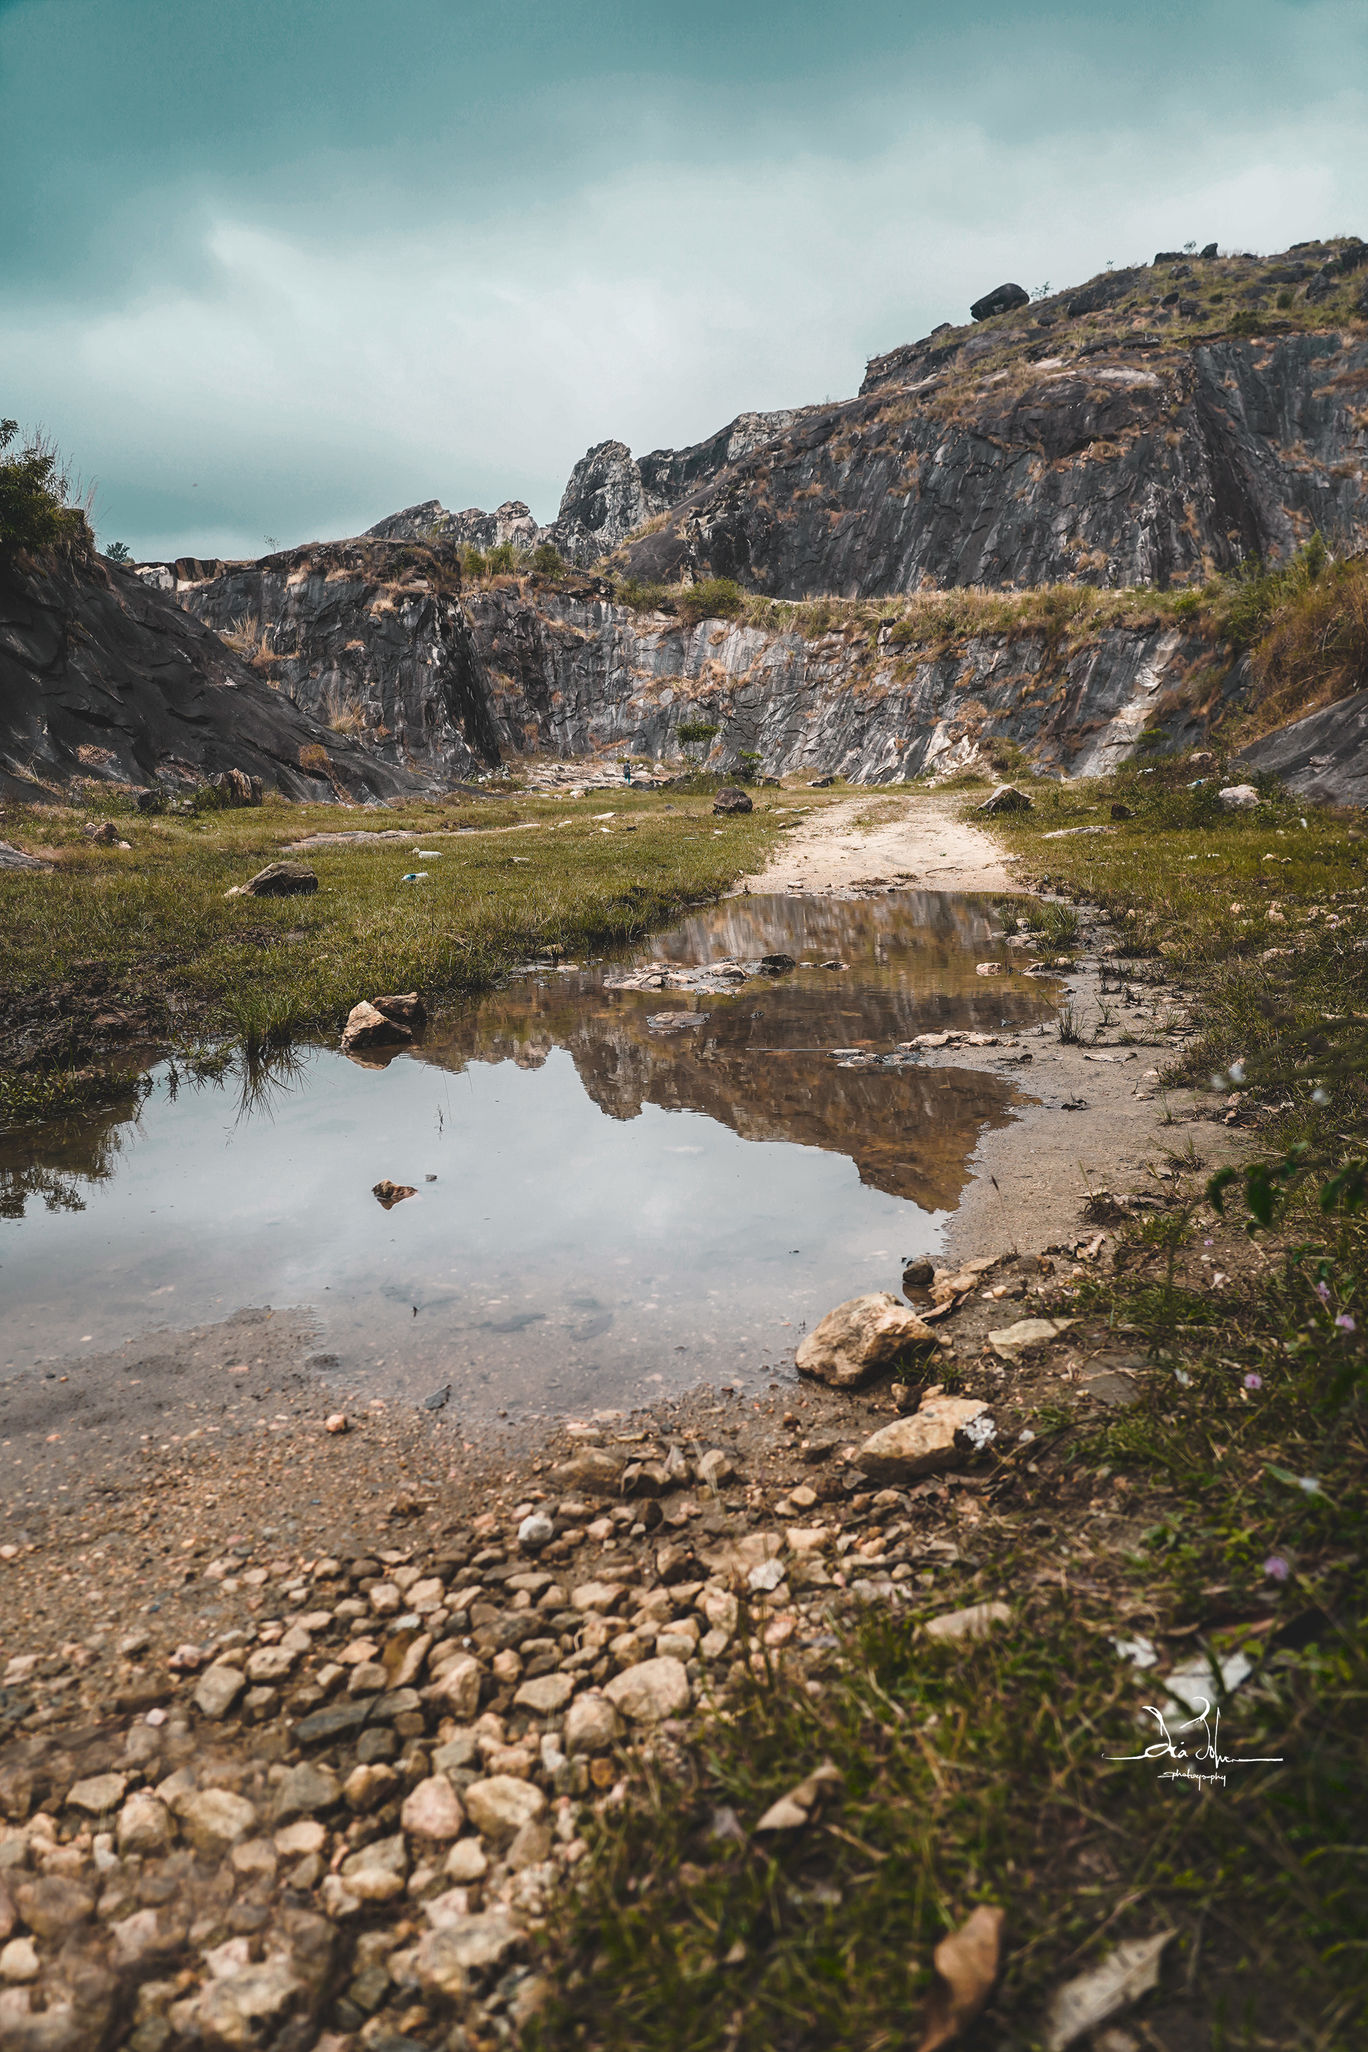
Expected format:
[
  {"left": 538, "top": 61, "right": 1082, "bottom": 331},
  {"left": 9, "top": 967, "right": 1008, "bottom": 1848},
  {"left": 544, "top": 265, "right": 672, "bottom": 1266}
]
[
  {"left": 796, "top": 1292, "right": 937, "bottom": 1388},
  {"left": 854, "top": 1392, "right": 993, "bottom": 1483}
]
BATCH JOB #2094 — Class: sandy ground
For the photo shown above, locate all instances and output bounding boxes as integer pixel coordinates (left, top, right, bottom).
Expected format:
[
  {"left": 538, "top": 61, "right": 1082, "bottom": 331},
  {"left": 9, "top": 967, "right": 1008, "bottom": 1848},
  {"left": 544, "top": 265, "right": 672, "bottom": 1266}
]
[{"left": 740, "top": 792, "right": 1022, "bottom": 895}]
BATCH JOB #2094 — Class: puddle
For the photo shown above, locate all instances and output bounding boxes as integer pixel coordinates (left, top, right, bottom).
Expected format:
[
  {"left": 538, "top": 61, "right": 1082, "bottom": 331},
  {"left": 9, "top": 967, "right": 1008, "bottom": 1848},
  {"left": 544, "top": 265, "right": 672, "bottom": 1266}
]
[{"left": 1, "top": 894, "right": 1055, "bottom": 1421}]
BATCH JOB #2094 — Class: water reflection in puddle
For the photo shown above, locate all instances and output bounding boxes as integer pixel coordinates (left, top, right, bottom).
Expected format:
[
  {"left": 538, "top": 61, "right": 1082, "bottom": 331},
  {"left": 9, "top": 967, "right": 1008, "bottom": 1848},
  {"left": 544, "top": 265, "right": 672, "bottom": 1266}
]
[{"left": 1, "top": 894, "right": 1055, "bottom": 1417}]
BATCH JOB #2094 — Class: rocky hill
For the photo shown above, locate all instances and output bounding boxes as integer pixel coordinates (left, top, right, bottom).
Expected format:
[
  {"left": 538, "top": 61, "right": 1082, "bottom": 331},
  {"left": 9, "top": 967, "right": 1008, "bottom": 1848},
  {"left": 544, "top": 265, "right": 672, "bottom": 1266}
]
[
  {"left": 147, "top": 536, "right": 501, "bottom": 782},
  {"left": 0, "top": 544, "right": 425, "bottom": 804}
]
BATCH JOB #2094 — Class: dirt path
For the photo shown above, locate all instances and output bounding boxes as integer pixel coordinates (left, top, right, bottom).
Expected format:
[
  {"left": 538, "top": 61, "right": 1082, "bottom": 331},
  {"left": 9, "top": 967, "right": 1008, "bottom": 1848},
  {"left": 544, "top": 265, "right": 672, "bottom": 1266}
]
[{"left": 741, "top": 791, "right": 1021, "bottom": 895}]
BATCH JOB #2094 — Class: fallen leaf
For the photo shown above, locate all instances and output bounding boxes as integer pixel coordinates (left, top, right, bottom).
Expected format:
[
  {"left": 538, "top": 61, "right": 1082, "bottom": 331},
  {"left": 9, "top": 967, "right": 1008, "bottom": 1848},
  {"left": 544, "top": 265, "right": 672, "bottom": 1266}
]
[
  {"left": 919, "top": 1904, "right": 1005, "bottom": 2050},
  {"left": 1042, "top": 1932, "right": 1173, "bottom": 2051},
  {"left": 753, "top": 1760, "right": 843, "bottom": 1833}
]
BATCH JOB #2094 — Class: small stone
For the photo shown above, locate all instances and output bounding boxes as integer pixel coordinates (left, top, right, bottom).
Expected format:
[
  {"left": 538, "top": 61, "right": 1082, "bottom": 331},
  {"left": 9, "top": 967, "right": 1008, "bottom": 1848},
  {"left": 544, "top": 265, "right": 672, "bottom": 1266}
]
[
  {"left": 175, "top": 1788, "right": 258, "bottom": 1854},
  {"left": 854, "top": 1395, "right": 992, "bottom": 1483},
  {"left": 414, "top": 1928, "right": 470, "bottom": 2002},
  {"left": 429, "top": 1651, "right": 481, "bottom": 1719},
  {"left": 551, "top": 1447, "right": 626, "bottom": 1496},
  {"left": 13, "top": 1875, "right": 94, "bottom": 1939},
  {"left": 563, "top": 1692, "right": 621, "bottom": 1755},
  {"left": 508, "top": 1819, "right": 553, "bottom": 1871},
  {"left": 341, "top": 1000, "right": 412, "bottom": 1053},
  {"left": 603, "top": 1655, "right": 691, "bottom": 1724},
  {"left": 1, "top": 1937, "right": 39, "bottom": 1983},
  {"left": 796, "top": 1293, "right": 936, "bottom": 1388},
  {"left": 988, "top": 1317, "right": 1075, "bottom": 1361},
  {"left": 444, "top": 1838, "right": 488, "bottom": 1883},
  {"left": 66, "top": 1773, "right": 128, "bottom": 1816},
  {"left": 325, "top": 1414, "right": 349, "bottom": 1435},
  {"left": 195, "top": 1959, "right": 306, "bottom": 2046},
  {"left": 417, "top": 1910, "right": 521, "bottom": 1980},
  {"left": 513, "top": 1672, "right": 575, "bottom": 1715},
  {"left": 116, "top": 1795, "right": 173, "bottom": 1857},
  {"left": 695, "top": 1449, "right": 734, "bottom": 1490},
  {"left": 463, "top": 1776, "right": 548, "bottom": 1846},
  {"left": 194, "top": 1665, "right": 246, "bottom": 1719},
  {"left": 401, "top": 1777, "right": 465, "bottom": 1842},
  {"left": 340, "top": 1831, "right": 408, "bottom": 1901},
  {"left": 273, "top": 1762, "right": 339, "bottom": 1821},
  {"left": 246, "top": 1642, "right": 300, "bottom": 1684},
  {"left": 518, "top": 1512, "right": 555, "bottom": 1552},
  {"left": 274, "top": 1819, "right": 327, "bottom": 1857}
]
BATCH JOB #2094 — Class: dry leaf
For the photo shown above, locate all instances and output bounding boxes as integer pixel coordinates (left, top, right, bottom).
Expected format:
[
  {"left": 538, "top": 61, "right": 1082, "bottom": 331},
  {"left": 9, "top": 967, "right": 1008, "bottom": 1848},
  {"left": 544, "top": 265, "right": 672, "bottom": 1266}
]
[
  {"left": 753, "top": 1760, "right": 843, "bottom": 1833},
  {"left": 918, "top": 1904, "right": 1005, "bottom": 2050},
  {"left": 1042, "top": 1931, "right": 1173, "bottom": 2051}
]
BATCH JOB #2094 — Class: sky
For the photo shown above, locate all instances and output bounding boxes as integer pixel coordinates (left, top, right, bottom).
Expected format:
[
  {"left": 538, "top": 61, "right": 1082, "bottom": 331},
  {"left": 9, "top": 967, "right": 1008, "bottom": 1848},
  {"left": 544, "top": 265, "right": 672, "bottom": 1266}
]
[{"left": 1, "top": 0, "right": 1365, "bottom": 560}]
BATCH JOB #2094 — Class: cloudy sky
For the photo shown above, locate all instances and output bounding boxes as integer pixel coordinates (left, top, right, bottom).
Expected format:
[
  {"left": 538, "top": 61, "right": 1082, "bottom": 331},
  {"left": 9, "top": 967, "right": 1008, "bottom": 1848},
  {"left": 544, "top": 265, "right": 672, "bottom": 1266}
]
[{"left": 2, "top": 0, "right": 1365, "bottom": 559}]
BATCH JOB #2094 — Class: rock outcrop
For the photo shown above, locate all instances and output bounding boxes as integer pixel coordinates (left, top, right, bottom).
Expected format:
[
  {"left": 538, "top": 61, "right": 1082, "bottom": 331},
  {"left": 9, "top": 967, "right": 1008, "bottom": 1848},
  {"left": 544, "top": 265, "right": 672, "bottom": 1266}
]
[
  {"left": 159, "top": 538, "right": 501, "bottom": 780},
  {"left": 465, "top": 580, "right": 1218, "bottom": 780},
  {"left": 366, "top": 500, "right": 541, "bottom": 552},
  {"left": 1236, "top": 687, "right": 1368, "bottom": 806},
  {"left": 0, "top": 546, "right": 419, "bottom": 803}
]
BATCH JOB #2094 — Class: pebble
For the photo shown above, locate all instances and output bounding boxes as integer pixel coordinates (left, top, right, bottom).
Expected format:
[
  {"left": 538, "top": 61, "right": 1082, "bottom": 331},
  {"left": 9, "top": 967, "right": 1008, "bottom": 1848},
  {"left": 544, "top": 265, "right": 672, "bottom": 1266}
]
[
  {"left": 401, "top": 1777, "right": 466, "bottom": 1842},
  {"left": 463, "top": 1776, "right": 548, "bottom": 1845},
  {"left": 604, "top": 1655, "right": 692, "bottom": 1724}
]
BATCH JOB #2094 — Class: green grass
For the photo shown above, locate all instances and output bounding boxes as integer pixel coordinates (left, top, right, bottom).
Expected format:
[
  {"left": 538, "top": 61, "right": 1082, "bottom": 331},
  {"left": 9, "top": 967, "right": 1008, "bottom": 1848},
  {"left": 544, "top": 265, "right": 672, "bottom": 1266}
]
[
  {"left": 0, "top": 786, "right": 784, "bottom": 1127},
  {"left": 527, "top": 761, "right": 1368, "bottom": 2052}
]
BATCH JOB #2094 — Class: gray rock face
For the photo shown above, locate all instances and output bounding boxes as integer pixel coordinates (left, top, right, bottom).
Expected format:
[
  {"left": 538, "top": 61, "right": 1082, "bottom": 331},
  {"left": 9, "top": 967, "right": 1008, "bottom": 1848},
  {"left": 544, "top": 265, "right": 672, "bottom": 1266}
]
[
  {"left": 0, "top": 550, "right": 421, "bottom": 804},
  {"left": 1236, "top": 687, "right": 1368, "bottom": 806},
  {"left": 614, "top": 331, "right": 1368, "bottom": 597},
  {"left": 169, "top": 537, "right": 500, "bottom": 780},
  {"left": 971, "top": 282, "right": 1030, "bottom": 320},
  {"left": 366, "top": 499, "right": 541, "bottom": 552},
  {"left": 465, "top": 584, "right": 1215, "bottom": 782},
  {"left": 544, "top": 412, "right": 803, "bottom": 565}
]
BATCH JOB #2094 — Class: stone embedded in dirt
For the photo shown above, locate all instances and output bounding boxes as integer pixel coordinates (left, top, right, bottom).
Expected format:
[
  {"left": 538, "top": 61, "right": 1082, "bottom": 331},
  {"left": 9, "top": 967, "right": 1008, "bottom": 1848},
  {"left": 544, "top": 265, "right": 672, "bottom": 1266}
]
[
  {"left": 712, "top": 786, "right": 754, "bottom": 815},
  {"left": 970, "top": 281, "right": 1030, "bottom": 320},
  {"left": 853, "top": 1393, "right": 992, "bottom": 1482},
  {"left": 371, "top": 1178, "right": 417, "bottom": 1209},
  {"left": 342, "top": 1000, "right": 413, "bottom": 1053},
  {"left": 604, "top": 1654, "right": 692, "bottom": 1723},
  {"left": 513, "top": 1672, "right": 575, "bottom": 1716},
  {"left": 695, "top": 1448, "right": 735, "bottom": 1490},
  {"left": 445, "top": 1837, "right": 489, "bottom": 1882},
  {"left": 13, "top": 1875, "right": 94, "bottom": 1939},
  {"left": 273, "top": 1762, "right": 338, "bottom": 1822},
  {"left": 371, "top": 990, "right": 427, "bottom": 1028},
  {"left": 117, "top": 1793, "right": 173, "bottom": 1856},
  {"left": 324, "top": 1412, "right": 349, "bottom": 1434},
  {"left": 517, "top": 1511, "right": 555, "bottom": 1551},
  {"left": 924, "top": 1600, "right": 1012, "bottom": 1644},
  {"left": 1218, "top": 784, "right": 1259, "bottom": 809},
  {"left": 402, "top": 1776, "right": 466, "bottom": 1841},
  {"left": 430, "top": 1652, "right": 482, "bottom": 1719},
  {"left": 193, "top": 1958, "right": 305, "bottom": 2045},
  {"left": 796, "top": 1292, "right": 937, "bottom": 1388},
  {"left": 977, "top": 784, "right": 1032, "bottom": 815},
  {"left": 228, "top": 861, "right": 318, "bottom": 898},
  {"left": 175, "top": 1787, "right": 259, "bottom": 1854},
  {"left": 987, "top": 1316, "right": 1075, "bottom": 1361},
  {"left": 551, "top": 1447, "right": 626, "bottom": 1496},
  {"left": 563, "top": 1691, "right": 621, "bottom": 1755},
  {"left": 464, "top": 1775, "right": 548, "bottom": 1845},
  {"left": 65, "top": 1771, "right": 128, "bottom": 1815}
]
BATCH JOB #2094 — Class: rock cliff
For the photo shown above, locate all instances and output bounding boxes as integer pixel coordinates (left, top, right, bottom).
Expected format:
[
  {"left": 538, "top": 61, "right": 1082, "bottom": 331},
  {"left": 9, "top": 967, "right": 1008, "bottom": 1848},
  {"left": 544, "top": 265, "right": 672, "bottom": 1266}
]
[
  {"left": 153, "top": 537, "right": 501, "bottom": 781},
  {"left": 0, "top": 545, "right": 421, "bottom": 803}
]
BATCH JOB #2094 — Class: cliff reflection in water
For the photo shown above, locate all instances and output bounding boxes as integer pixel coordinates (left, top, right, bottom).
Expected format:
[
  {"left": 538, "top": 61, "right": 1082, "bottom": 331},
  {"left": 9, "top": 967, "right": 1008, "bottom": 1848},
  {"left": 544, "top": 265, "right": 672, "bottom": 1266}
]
[{"left": 414, "top": 893, "right": 1053, "bottom": 1214}]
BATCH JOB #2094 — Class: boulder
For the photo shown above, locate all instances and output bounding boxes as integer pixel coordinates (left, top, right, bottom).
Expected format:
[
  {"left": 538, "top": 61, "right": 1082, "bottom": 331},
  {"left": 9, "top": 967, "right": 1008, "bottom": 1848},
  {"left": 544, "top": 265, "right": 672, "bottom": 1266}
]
[
  {"left": 970, "top": 282, "right": 1030, "bottom": 321},
  {"left": 229, "top": 862, "right": 317, "bottom": 898},
  {"left": 795, "top": 1292, "right": 937, "bottom": 1388},
  {"left": 712, "top": 787, "right": 753, "bottom": 814},
  {"left": 603, "top": 1655, "right": 691, "bottom": 1724},
  {"left": 82, "top": 820, "right": 131, "bottom": 846},
  {"left": 978, "top": 784, "right": 1031, "bottom": 815},
  {"left": 1217, "top": 783, "right": 1259, "bottom": 809},
  {"left": 342, "top": 1001, "right": 413, "bottom": 1053},
  {"left": 853, "top": 1393, "right": 992, "bottom": 1482},
  {"left": 372, "top": 990, "right": 427, "bottom": 1028},
  {"left": 208, "top": 768, "right": 264, "bottom": 806},
  {"left": 0, "top": 841, "right": 52, "bottom": 872},
  {"left": 987, "top": 1316, "right": 1074, "bottom": 1361}
]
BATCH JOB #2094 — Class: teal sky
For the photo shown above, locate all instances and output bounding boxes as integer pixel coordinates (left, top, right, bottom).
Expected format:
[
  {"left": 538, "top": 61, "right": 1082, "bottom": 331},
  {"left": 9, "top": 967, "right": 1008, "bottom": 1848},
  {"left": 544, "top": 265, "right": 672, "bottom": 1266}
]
[{"left": 2, "top": 0, "right": 1365, "bottom": 558}]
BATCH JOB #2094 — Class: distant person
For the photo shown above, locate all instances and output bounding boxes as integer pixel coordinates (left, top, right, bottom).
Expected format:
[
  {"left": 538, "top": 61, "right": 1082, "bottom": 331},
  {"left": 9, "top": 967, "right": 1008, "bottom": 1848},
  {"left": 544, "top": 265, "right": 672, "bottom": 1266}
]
[{"left": 621, "top": 758, "right": 632, "bottom": 785}]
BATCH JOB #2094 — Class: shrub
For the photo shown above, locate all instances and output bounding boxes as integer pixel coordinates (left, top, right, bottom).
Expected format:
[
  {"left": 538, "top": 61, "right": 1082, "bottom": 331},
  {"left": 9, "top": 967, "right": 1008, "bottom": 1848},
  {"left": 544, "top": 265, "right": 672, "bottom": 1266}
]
[
  {"left": 0, "top": 419, "right": 86, "bottom": 558},
  {"left": 530, "top": 541, "right": 565, "bottom": 576},
  {"left": 104, "top": 540, "right": 133, "bottom": 564},
  {"left": 676, "top": 577, "right": 745, "bottom": 627},
  {"left": 1247, "top": 549, "right": 1368, "bottom": 730}
]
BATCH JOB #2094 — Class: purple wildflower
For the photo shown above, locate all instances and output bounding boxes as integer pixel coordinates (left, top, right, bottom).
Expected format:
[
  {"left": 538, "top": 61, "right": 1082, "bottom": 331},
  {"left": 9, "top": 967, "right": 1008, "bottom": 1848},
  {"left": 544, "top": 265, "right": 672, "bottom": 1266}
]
[
  {"left": 1335, "top": 1313, "right": 1356, "bottom": 1335},
  {"left": 1264, "top": 1556, "right": 1290, "bottom": 1582},
  {"left": 1244, "top": 1372, "right": 1262, "bottom": 1390},
  {"left": 1315, "top": 1280, "right": 1332, "bottom": 1305}
]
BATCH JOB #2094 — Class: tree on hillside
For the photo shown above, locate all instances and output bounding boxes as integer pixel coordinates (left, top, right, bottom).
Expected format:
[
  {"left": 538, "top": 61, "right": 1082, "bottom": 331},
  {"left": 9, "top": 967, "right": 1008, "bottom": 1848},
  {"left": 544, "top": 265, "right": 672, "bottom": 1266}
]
[{"left": 0, "top": 418, "right": 85, "bottom": 557}]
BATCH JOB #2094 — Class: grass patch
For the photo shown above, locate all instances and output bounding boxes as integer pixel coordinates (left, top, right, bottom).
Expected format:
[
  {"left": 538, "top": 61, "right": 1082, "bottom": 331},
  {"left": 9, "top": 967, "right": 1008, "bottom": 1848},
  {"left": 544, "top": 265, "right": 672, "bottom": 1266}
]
[{"left": 0, "top": 787, "right": 784, "bottom": 1124}]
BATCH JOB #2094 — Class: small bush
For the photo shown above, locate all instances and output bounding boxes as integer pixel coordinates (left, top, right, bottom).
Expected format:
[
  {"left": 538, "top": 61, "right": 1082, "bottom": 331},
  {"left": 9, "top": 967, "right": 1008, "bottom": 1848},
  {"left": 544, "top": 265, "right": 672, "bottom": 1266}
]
[
  {"left": 676, "top": 578, "right": 745, "bottom": 627},
  {"left": 530, "top": 541, "right": 565, "bottom": 576},
  {"left": 0, "top": 418, "right": 86, "bottom": 558}
]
